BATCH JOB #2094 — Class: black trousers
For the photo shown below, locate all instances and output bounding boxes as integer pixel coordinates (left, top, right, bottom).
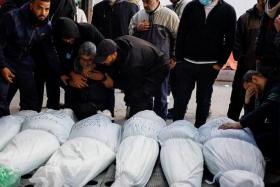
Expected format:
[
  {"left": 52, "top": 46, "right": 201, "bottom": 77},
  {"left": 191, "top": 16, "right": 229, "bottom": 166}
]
[
  {"left": 227, "top": 66, "right": 255, "bottom": 121},
  {"left": 172, "top": 62, "right": 219, "bottom": 127},
  {"left": 125, "top": 92, "right": 153, "bottom": 118},
  {"left": 251, "top": 122, "right": 280, "bottom": 165},
  {"left": 0, "top": 76, "right": 10, "bottom": 117},
  {"left": 68, "top": 102, "right": 100, "bottom": 120},
  {"left": 35, "top": 64, "right": 60, "bottom": 110},
  {"left": 64, "top": 85, "right": 113, "bottom": 120},
  {"left": 0, "top": 69, "right": 40, "bottom": 117}
]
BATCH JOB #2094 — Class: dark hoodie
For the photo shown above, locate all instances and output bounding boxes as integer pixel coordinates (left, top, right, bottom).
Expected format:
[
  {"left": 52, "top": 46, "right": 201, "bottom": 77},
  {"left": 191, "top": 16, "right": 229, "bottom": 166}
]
[
  {"left": 53, "top": 17, "right": 104, "bottom": 75},
  {"left": 100, "top": 35, "right": 169, "bottom": 105}
]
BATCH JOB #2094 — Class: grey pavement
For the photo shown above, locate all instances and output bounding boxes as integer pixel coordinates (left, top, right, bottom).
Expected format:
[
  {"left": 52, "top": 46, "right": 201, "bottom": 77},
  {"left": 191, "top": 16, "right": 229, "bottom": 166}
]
[{"left": 10, "top": 70, "right": 235, "bottom": 124}]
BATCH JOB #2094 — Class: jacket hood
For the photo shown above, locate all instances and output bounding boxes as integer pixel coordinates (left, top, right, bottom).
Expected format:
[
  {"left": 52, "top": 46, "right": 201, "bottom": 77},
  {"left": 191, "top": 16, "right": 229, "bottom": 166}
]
[{"left": 54, "top": 17, "right": 80, "bottom": 39}]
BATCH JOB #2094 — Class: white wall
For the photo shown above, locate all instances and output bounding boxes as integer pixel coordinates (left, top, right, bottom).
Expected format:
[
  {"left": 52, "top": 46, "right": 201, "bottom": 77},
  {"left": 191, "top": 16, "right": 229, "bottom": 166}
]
[{"left": 224, "top": 0, "right": 256, "bottom": 18}]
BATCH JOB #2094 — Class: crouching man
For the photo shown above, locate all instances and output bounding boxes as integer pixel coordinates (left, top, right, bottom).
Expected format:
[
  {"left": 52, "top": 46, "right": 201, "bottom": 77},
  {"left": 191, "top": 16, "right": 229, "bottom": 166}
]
[
  {"left": 219, "top": 70, "right": 280, "bottom": 168},
  {"left": 64, "top": 42, "right": 112, "bottom": 120},
  {"left": 94, "top": 35, "right": 169, "bottom": 118}
]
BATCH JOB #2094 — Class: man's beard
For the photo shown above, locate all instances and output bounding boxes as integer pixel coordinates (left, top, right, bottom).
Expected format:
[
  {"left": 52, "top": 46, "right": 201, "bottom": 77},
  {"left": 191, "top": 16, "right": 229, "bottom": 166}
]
[
  {"left": 29, "top": 10, "right": 48, "bottom": 25},
  {"left": 37, "top": 16, "right": 47, "bottom": 21},
  {"left": 35, "top": 15, "right": 48, "bottom": 25}
]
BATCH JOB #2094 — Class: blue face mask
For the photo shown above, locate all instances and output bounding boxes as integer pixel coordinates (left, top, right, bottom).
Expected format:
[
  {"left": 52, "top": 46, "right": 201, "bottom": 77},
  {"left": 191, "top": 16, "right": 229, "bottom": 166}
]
[{"left": 199, "top": 0, "right": 212, "bottom": 6}]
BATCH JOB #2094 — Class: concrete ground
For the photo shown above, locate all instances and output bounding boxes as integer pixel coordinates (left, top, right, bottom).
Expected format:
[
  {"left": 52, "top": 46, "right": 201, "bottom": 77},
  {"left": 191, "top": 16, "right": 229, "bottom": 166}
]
[{"left": 10, "top": 70, "right": 235, "bottom": 123}]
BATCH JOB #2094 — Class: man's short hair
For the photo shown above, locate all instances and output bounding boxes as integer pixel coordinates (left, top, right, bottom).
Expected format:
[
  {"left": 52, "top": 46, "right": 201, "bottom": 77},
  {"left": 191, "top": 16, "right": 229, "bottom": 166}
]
[
  {"left": 78, "top": 42, "right": 97, "bottom": 57},
  {"left": 242, "top": 70, "right": 264, "bottom": 83}
]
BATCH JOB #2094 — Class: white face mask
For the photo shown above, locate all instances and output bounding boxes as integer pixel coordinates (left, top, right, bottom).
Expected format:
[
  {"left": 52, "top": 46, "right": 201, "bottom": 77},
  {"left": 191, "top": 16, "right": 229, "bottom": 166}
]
[{"left": 265, "top": 0, "right": 280, "bottom": 18}]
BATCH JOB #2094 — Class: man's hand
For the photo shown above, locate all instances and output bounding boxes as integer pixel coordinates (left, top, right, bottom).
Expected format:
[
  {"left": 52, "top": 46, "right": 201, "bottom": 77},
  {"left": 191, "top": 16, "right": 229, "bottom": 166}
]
[
  {"left": 136, "top": 20, "right": 150, "bottom": 31},
  {"left": 81, "top": 67, "right": 93, "bottom": 78},
  {"left": 219, "top": 122, "right": 242, "bottom": 130},
  {"left": 219, "top": 122, "right": 243, "bottom": 130},
  {"left": 274, "top": 15, "right": 280, "bottom": 32},
  {"left": 212, "top": 64, "right": 222, "bottom": 71},
  {"left": 70, "top": 72, "right": 88, "bottom": 89},
  {"left": 1, "top": 67, "right": 15, "bottom": 83},
  {"left": 169, "top": 58, "right": 176, "bottom": 69},
  {"left": 102, "top": 73, "right": 113, "bottom": 89},
  {"left": 60, "top": 75, "right": 70, "bottom": 86},
  {"left": 88, "top": 70, "right": 105, "bottom": 81},
  {"left": 245, "top": 86, "right": 256, "bottom": 104}
]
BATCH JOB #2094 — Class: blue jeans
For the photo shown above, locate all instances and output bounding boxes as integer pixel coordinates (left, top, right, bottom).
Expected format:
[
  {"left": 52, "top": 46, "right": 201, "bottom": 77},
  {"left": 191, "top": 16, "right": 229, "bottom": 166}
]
[
  {"left": 35, "top": 66, "right": 60, "bottom": 110},
  {"left": 5, "top": 70, "right": 40, "bottom": 113}
]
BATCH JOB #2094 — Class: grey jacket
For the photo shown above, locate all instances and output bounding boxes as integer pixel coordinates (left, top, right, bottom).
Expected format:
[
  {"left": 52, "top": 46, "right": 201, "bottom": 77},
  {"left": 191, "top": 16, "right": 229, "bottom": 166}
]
[
  {"left": 129, "top": 4, "right": 179, "bottom": 59},
  {"left": 166, "top": 0, "right": 191, "bottom": 19}
]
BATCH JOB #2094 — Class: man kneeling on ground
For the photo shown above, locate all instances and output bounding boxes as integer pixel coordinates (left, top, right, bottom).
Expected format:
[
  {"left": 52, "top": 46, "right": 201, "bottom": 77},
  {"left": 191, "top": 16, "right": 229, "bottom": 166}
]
[
  {"left": 64, "top": 41, "right": 112, "bottom": 120},
  {"left": 219, "top": 70, "right": 280, "bottom": 169}
]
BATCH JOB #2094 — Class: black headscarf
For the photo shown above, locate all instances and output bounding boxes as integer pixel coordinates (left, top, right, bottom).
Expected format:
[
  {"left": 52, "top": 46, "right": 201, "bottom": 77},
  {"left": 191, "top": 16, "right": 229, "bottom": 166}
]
[{"left": 53, "top": 17, "right": 80, "bottom": 39}]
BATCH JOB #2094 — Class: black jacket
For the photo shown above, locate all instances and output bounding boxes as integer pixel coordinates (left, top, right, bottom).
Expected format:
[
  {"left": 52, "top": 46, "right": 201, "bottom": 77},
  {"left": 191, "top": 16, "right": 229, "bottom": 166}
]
[
  {"left": 49, "top": 0, "right": 76, "bottom": 23},
  {"left": 0, "top": 0, "right": 75, "bottom": 22},
  {"left": 92, "top": 0, "right": 139, "bottom": 39},
  {"left": 233, "top": 5, "right": 262, "bottom": 69},
  {"left": 54, "top": 17, "right": 104, "bottom": 75},
  {"left": 175, "top": 0, "right": 236, "bottom": 65},
  {"left": 240, "top": 81, "right": 280, "bottom": 130},
  {"left": 0, "top": 0, "right": 27, "bottom": 17},
  {"left": 256, "top": 12, "right": 280, "bottom": 67},
  {"left": 0, "top": 3, "right": 60, "bottom": 75},
  {"left": 99, "top": 35, "right": 169, "bottom": 104}
]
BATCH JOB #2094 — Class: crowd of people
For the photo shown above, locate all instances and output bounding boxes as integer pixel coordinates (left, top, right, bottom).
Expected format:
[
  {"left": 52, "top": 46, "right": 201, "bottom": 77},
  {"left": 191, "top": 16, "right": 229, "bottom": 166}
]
[{"left": 0, "top": 0, "right": 280, "bottom": 178}]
